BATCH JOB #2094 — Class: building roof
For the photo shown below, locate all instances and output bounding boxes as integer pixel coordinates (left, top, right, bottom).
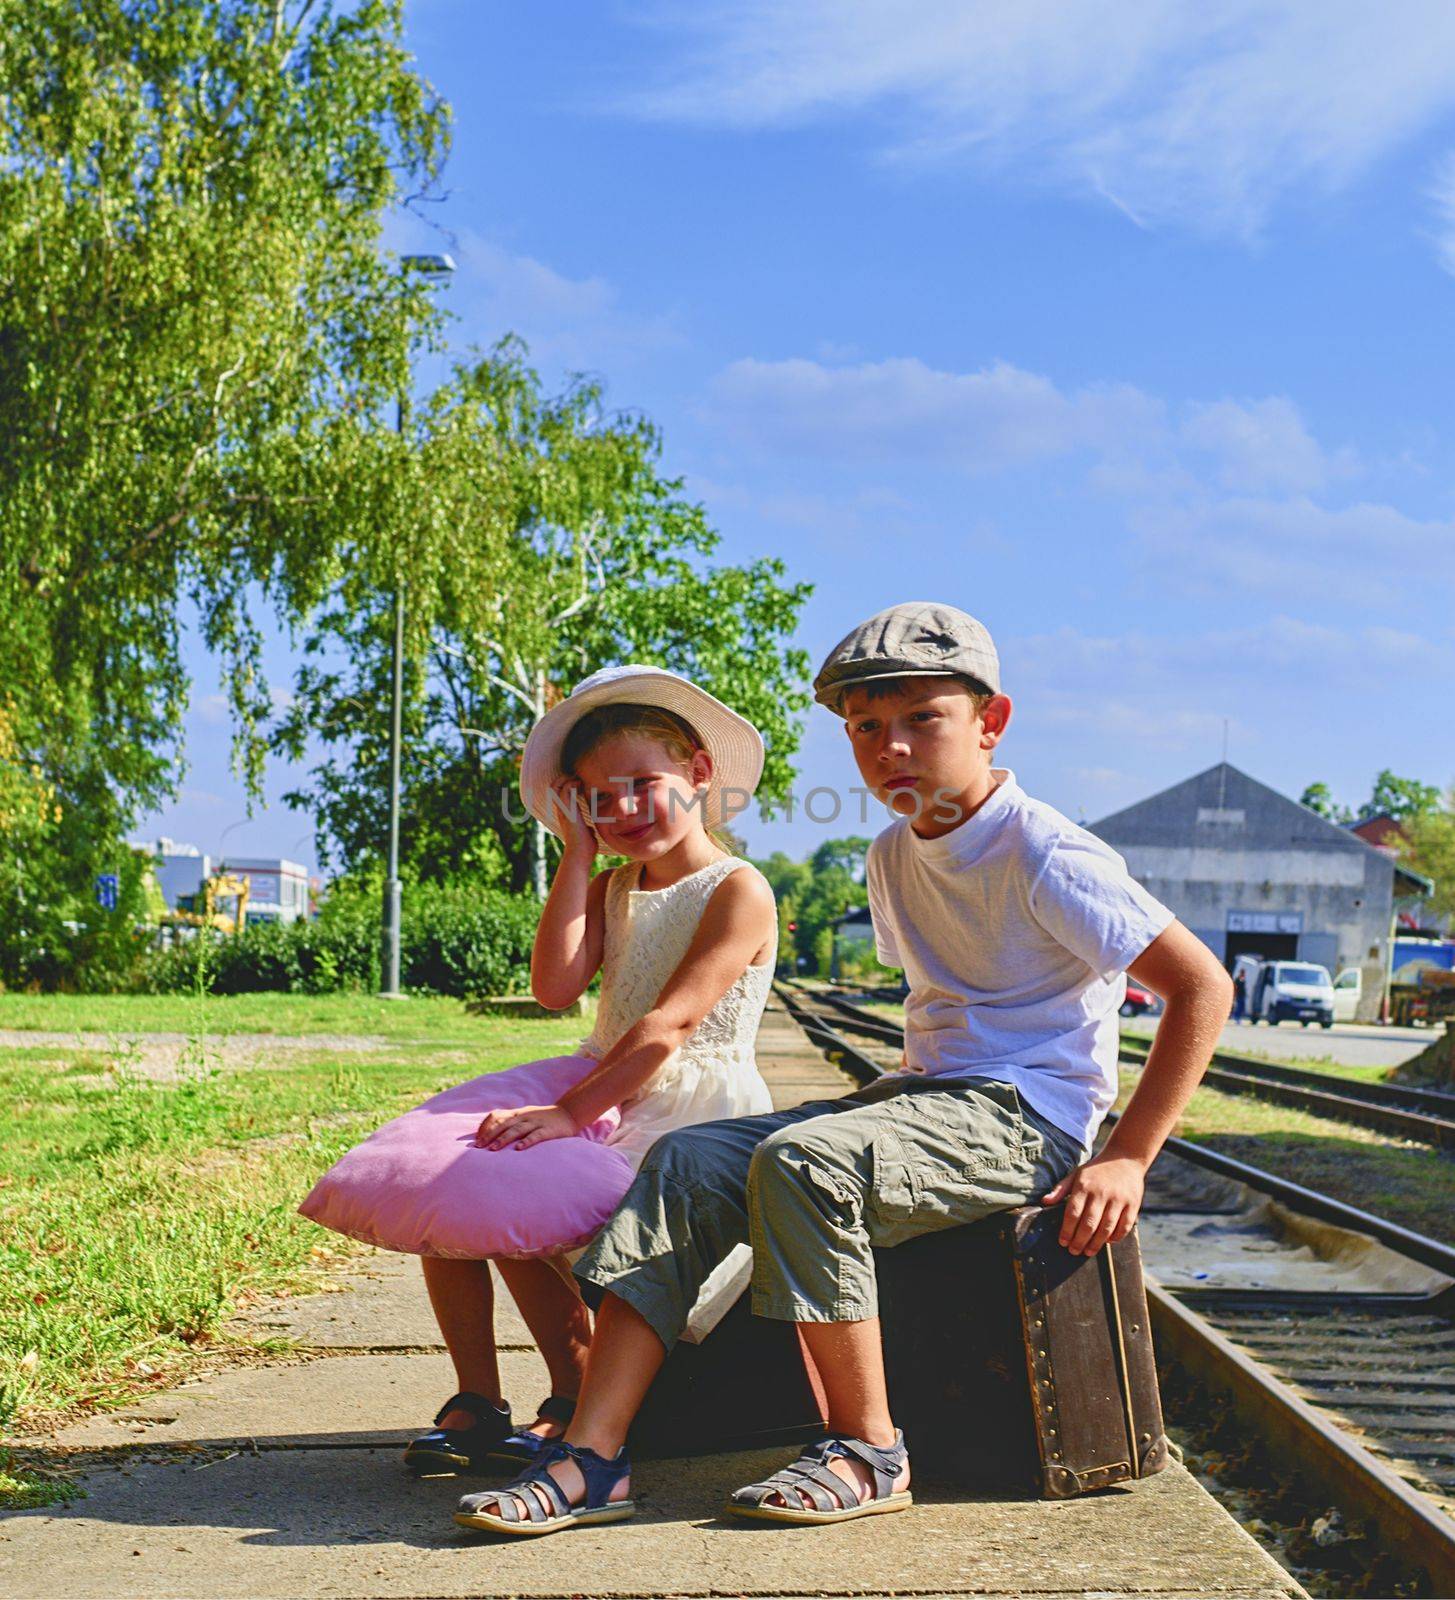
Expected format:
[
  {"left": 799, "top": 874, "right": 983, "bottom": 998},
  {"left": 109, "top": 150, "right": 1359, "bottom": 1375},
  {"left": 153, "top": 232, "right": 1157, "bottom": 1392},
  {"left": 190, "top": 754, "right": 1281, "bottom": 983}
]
[
  {"left": 1091, "top": 763, "right": 1436, "bottom": 898},
  {"left": 1091, "top": 763, "right": 1374, "bottom": 853},
  {"left": 1349, "top": 813, "right": 1406, "bottom": 850}
]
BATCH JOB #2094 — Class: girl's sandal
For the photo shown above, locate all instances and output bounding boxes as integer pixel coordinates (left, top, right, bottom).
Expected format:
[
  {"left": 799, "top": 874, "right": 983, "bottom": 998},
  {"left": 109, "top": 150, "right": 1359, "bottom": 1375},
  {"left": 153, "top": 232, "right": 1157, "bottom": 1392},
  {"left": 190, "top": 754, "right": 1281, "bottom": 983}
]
[
  {"left": 725, "top": 1431, "right": 912, "bottom": 1525},
  {"left": 454, "top": 1439, "right": 635, "bottom": 1537},
  {"left": 403, "top": 1391, "right": 512, "bottom": 1476},
  {"left": 482, "top": 1394, "right": 578, "bottom": 1469}
]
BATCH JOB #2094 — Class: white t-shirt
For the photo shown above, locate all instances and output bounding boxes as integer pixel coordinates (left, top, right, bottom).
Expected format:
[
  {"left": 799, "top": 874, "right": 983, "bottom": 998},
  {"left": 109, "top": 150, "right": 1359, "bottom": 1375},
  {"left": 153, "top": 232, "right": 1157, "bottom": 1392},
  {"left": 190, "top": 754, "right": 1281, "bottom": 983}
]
[{"left": 865, "top": 769, "right": 1174, "bottom": 1154}]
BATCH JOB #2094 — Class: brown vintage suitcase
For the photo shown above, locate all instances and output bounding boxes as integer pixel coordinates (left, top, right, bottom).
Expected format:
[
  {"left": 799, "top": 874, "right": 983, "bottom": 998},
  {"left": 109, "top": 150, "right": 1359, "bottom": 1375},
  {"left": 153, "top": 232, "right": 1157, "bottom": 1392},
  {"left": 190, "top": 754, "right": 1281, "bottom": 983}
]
[{"left": 876, "top": 1204, "right": 1170, "bottom": 1498}]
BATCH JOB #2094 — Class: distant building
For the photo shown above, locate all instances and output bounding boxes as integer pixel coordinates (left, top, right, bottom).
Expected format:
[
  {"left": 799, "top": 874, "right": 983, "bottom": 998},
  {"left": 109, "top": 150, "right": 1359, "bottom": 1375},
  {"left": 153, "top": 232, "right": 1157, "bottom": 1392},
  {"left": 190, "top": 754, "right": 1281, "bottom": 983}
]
[
  {"left": 829, "top": 904, "right": 877, "bottom": 982},
  {"left": 223, "top": 858, "right": 311, "bottom": 925},
  {"left": 1347, "top": 813, "right": 1444, "bottom": 936},
  {"left": 1349, "top": 813, "right": 1405, "bottom": 853},
  {"left": 140, "top": 841, "right": 311, "bottom": 926},
  {"left": 150, "top": 838, "right": 214, "bottom": 912},
  {"left": 1090, "top": 764, "right": 1428, "bottom": 1023}
]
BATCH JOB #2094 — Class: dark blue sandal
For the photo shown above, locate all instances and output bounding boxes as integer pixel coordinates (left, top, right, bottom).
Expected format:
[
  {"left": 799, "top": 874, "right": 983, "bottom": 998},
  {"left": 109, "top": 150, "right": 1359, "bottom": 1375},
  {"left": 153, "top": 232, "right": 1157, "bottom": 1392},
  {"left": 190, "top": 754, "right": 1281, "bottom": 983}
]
[
  {"left": 482, "top": 1394, "right": 578, "bottom": 1468},
  {"left": 403, "top": 1391, "right": 512, "bottom": 1475},
  {"left": 726, "top": 1430, "right": 912, "bottom": 1524},
  {"left": 454, "top": 1439, "right": 634, "bottom": 1536}
]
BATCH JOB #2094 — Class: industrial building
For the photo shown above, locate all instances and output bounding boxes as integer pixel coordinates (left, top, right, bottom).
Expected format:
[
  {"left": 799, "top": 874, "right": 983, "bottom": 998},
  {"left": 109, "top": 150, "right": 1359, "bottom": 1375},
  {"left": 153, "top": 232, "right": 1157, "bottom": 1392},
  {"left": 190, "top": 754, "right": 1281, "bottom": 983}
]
[
  {"left": 1090, "top": 763, "right": 1425, "bottom": 1022},
  {"left": 145, "top": 839, "right": 311, "bottom": 926}
]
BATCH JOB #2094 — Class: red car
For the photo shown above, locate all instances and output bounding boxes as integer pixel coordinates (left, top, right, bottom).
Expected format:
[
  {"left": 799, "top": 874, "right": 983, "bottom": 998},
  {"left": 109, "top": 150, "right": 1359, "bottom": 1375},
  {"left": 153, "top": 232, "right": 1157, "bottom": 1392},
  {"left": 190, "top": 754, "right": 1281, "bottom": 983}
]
[{"left": 1119, "top": 982, "right": 1155, "bottom": 1018}]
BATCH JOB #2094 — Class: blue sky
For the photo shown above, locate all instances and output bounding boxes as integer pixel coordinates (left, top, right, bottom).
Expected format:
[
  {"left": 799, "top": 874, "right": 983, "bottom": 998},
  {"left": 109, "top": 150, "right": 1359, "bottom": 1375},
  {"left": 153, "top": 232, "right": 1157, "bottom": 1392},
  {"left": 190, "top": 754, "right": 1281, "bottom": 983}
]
[{"left": 141, "top": 0, "right": 1455, "bottom": 869}]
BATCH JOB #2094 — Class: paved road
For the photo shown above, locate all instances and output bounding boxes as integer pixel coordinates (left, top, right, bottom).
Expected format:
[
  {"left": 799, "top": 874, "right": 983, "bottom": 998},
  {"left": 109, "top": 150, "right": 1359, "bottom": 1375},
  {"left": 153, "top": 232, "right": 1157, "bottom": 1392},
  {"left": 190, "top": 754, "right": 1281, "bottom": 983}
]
[{"left": 1126, "top": 1015, "right": 1436, "bottom": 1069}]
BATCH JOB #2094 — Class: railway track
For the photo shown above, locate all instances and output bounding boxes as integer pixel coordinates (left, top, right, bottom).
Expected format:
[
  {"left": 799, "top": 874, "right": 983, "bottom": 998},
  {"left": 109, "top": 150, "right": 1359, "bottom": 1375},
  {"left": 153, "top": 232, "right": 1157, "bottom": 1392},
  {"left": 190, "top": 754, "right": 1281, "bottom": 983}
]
[{"left": 774, "top": 981, "right": 1455, "bottom": 1596}]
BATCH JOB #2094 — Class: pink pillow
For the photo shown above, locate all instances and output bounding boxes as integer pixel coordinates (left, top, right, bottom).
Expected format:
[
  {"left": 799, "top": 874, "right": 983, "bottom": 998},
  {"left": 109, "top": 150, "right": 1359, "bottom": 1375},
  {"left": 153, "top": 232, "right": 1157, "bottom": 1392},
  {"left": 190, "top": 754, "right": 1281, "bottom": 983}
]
[{"left": 299, "top": 1053, "right": 635, "bottom": 1260}]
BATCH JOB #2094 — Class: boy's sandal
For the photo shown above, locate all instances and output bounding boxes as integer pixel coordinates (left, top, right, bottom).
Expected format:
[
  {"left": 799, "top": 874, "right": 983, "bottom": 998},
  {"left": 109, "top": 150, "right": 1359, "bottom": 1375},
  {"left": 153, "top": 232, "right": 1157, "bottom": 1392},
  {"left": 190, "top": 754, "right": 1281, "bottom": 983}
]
[
  {"left": 403, "top": 1391, "right": 512, "bottom": 1475},
  {"left": 454, "top": 1439, "right": 634, "bottom": 1537},
  {"left": 725, "top": 1431, "right": 912, "bottom": 1525},
  {"left": 482, "top": 1394, "right": 578, "bottom": 1468}
]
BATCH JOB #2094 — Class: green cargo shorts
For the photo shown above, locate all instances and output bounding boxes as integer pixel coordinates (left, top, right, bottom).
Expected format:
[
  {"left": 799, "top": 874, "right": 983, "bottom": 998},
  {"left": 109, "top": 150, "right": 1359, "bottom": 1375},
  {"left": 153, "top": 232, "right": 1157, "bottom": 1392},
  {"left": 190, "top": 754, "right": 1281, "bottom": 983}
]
[{"left": 575, "top": 1077, "right": 1083, "bottom": 1351}]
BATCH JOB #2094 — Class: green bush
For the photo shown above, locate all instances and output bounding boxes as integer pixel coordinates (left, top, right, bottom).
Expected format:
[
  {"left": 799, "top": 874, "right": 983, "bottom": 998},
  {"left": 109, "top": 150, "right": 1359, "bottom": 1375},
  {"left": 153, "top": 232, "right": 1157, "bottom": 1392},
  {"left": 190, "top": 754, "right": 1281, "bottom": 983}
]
[{"left": 134, "top": 882, "right": 538, "bottom": 998}]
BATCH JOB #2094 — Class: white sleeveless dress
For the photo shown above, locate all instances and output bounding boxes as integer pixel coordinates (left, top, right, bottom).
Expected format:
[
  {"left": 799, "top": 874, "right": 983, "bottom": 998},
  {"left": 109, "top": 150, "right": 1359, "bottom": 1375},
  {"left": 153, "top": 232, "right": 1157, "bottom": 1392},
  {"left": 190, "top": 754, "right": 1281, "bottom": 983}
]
[{"left": 582, "top": 855, "right": 775, "bottom": 1169}]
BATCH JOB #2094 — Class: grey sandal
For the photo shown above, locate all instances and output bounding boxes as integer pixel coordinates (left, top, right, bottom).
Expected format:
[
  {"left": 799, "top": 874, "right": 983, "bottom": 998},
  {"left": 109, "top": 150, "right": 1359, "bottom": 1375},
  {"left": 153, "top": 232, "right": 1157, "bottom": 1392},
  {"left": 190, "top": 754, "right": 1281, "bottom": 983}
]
[
  {"left": 454, "top": 1438, "right": 634, "bottom": 1537},
  {"left": 726, "top": 1431, "right": 912, "bottom": 1524}
]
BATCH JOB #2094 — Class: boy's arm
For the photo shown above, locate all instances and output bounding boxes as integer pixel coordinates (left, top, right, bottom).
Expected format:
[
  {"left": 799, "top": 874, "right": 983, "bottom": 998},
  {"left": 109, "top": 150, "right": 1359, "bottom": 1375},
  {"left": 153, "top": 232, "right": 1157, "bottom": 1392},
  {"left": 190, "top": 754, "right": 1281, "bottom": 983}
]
[{"left": 1042, "top": 920, "right": 1232, "bottom": 1257}]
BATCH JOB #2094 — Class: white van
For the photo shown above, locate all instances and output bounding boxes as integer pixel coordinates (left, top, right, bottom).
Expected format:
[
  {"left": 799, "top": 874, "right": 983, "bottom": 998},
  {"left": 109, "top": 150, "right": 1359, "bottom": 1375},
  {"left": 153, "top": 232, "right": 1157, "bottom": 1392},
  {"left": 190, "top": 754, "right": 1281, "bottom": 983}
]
[{"left": 1232, "top": 956, "right": 1335, "bottom": 1028}]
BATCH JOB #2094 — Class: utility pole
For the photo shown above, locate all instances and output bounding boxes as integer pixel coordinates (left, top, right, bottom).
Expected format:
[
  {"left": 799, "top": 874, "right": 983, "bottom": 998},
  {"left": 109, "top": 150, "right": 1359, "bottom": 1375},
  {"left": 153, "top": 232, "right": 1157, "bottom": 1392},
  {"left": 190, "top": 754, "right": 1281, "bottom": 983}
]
[{"left": 381, "top": 253, "right": 455, "bottom": 998}]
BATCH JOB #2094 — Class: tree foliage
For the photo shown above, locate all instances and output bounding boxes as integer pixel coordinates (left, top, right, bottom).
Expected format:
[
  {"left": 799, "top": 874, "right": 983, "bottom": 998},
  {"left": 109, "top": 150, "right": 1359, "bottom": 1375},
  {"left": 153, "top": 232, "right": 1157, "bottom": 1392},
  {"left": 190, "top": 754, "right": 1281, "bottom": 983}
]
[
  {"left": 1298, "top": 782, "right": 1351, "bottom": 824},
  {"left": 756, "top": 836, "right": 873, "bottom": 975},
  {"left": 1301, "top": 771, "right": 1442, "bottom": 827},
  {"left": 277, "top": 341, "right": 814, "bottom": 892},
  {"left": 1399, "top": 792, "right": 1455, "bottom": 925},
  {"left": 1366, "top": 769, "right": 1442, "bottom": 823},
  {"left": 0, "top": 0, "right": 449, "bottom": 980}
]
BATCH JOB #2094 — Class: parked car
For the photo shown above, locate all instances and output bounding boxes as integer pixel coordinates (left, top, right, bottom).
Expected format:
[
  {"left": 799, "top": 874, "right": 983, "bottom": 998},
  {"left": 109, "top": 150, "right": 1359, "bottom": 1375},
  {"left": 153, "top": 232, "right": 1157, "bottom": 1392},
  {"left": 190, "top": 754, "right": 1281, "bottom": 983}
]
[
  {"left": 1119, "top": 981, "right": 1155, "bottom": 1018},
  {"left": 1332, "top": 966, "right": 1361, "bottom": 1023}
]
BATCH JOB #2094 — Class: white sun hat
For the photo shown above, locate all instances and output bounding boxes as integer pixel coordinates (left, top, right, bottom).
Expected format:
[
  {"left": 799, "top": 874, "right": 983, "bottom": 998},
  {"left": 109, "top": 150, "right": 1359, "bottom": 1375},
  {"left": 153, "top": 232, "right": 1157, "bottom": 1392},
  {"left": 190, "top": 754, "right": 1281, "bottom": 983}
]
[{"left": 519, "top": 664, "right": 766, "bottom": 838}]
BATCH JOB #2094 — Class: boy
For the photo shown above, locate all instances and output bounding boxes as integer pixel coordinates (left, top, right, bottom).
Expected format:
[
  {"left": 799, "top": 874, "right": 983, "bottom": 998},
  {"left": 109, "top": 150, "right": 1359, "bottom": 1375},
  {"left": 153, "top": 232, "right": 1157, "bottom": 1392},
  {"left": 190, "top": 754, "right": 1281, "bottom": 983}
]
[{"left": 455, "top": 601, "right": 1232, "bottom": 1535}]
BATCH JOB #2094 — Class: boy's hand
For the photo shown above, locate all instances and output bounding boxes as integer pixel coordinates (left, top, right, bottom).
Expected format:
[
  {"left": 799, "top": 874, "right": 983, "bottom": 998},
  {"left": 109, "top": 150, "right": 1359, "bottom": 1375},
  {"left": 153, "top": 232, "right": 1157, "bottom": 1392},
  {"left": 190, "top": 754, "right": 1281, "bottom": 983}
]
[
  {"left": 1041, "top": 1154, "right": 1145, "bottom": 1256},
  {"left": 474, "top": 1103, "right": 578, "bottom": 1151}
]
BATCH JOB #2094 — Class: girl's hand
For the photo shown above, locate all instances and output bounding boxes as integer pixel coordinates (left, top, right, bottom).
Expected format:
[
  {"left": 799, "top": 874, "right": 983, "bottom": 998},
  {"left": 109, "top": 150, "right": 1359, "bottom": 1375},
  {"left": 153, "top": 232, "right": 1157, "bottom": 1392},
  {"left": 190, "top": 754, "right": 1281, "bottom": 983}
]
[
  {"left": 552, "top": 777, "right": 598, "bottom": 862},
  {"left": 474, "top": 1103, "right": 578, "bottom": 1152}
]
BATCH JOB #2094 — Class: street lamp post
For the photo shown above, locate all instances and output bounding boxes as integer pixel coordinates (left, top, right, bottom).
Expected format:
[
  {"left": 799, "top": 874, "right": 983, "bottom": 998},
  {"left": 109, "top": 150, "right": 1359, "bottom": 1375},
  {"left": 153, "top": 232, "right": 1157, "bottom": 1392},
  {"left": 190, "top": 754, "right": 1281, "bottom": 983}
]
[{"left": 381, "top": 252, "right": 455, "bottom": 999}]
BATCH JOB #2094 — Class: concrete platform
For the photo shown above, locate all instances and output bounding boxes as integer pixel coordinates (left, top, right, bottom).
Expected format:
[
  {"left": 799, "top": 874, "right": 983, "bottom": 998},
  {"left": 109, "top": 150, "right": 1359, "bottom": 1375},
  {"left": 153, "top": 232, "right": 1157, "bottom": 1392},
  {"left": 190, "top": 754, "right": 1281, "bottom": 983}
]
[
  {"left": 2, "top": 1447, "right": 1293, "bottom": 1599},
  {"left": 1, "top": 1001, "right": 1304, "bottom": 1598}
]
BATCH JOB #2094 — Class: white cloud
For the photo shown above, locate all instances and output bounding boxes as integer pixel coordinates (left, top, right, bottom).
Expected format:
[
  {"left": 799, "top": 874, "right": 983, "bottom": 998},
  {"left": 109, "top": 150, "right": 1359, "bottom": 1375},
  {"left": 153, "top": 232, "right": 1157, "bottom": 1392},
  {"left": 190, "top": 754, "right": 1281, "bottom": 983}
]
[
  {"left": 1179, "top": 396, "right": 1348, "bottom": 494},
  {"left": 1001, "top": 616, "right": 1455, "bottom": 819},
  {"left": 446, "top": 229, "right": 683, "bottom": 367},
  {"left": 702, "top": 355, "right": 1161, "bottom": 467},
  {"left": 1428, "top": 149, "right": 1455, "bottom": 274},
  {"left": 1131, "top": 494, "right": 1455, "bottom": 607},
  {"left": 624, "top": 0, "right": 1455, "bottom": 236},
  {"left": 702, "top": 353, "right": 1354, "bottom": 497},
  {"left": 193, "top": 692, "right": 229, "bottom": 726}
]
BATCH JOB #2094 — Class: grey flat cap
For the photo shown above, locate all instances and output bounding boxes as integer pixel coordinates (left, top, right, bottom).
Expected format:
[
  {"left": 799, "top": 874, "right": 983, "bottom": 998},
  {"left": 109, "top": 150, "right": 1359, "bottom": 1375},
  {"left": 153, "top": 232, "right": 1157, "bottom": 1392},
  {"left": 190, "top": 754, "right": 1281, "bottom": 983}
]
[{"left": 813, "top": 602, "right": 1001, "bottom": 715}]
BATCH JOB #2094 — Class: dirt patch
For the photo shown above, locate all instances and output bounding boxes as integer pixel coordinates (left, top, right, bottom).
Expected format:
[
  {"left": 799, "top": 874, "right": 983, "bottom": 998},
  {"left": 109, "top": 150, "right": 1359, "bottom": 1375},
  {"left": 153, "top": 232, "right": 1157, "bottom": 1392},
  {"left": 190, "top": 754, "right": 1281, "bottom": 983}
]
[{"left": 0, "top": 1030, "right": 389, "bottom": 1082}]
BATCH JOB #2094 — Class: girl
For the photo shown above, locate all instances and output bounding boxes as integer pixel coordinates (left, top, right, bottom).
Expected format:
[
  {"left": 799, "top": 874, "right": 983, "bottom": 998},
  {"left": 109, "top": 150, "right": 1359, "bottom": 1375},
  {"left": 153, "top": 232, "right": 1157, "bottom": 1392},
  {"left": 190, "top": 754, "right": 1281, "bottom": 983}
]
[{"left": 298, "top": 665, "right": 778, "bottom": 1476}]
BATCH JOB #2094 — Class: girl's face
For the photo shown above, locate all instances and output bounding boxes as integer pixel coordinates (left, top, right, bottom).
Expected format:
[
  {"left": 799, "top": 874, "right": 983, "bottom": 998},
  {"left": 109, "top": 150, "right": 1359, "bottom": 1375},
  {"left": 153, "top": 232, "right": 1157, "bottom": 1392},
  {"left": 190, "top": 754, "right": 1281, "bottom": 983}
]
[{"left": 570, "top": 731, "right": 713, "bottom": 859}]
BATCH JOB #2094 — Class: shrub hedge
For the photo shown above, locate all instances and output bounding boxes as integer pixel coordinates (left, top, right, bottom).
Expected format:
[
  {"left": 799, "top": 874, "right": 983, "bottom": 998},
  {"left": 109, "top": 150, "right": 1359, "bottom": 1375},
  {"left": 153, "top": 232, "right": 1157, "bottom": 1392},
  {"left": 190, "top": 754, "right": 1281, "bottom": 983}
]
[{"left": 137, "top": 884, "right": 539, "bottom": 997}]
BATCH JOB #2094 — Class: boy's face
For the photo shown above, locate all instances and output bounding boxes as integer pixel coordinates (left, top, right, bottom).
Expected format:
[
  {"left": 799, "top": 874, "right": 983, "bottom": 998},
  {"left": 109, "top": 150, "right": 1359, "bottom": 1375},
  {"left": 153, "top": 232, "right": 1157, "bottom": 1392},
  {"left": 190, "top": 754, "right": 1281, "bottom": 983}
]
[{"left": 842, "top": 678, "right": 1011, "bottom": 823}]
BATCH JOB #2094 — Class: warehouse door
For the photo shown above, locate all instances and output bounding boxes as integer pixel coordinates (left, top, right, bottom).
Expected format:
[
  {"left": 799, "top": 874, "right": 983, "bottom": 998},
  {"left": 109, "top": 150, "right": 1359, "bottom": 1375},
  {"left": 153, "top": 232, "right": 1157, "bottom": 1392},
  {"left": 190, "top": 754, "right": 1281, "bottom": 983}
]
[{"left": 1224, "top": 931, "right": 1299, "bottom": 971}]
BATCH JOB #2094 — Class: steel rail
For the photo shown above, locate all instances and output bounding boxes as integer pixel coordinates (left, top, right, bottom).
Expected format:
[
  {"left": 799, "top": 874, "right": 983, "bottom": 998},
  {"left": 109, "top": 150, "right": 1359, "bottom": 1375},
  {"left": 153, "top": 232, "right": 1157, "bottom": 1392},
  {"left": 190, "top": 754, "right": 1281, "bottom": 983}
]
[
  {"left": 1105, "top": 1114, "right": 1455, "bottom": 1282},
  {"left": 1148, "top": 1283, "right": 1455, "bottom": 1597},
  {"left": 1116, "top": 1035, "right": 1455, "bottom": 1148},
  {"left": 775, "top": 983, "right": 1455, "bottom": 1593}
]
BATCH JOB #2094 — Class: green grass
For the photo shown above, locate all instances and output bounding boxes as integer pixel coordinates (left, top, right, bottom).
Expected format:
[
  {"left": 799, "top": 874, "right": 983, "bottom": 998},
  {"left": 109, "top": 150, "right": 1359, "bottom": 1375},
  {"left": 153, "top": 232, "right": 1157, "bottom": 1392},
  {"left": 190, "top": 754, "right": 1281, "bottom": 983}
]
[
  {"left": 0, "top": 991, "right": 533, "bottom": 1045},
  {"left": 0, "top": 1006, "right": 588, "bottom": 1458}
]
